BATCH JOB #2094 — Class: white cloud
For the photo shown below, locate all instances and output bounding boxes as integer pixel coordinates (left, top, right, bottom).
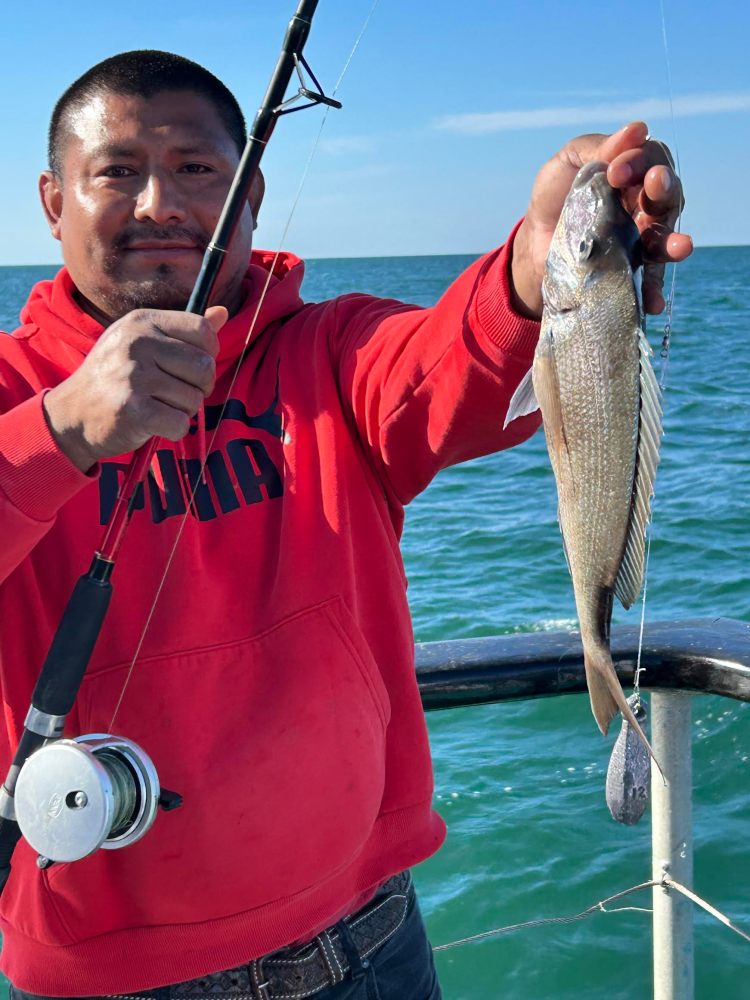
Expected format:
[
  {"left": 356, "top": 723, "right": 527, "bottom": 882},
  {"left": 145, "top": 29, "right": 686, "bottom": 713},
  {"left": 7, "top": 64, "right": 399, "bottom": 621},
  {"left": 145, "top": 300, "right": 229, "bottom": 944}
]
[
  {"left": 433, "top": 92, "right": 750, "bottom": 135},
  {"left": 516, "top": 88, "right": 628, "bottom": 100}
]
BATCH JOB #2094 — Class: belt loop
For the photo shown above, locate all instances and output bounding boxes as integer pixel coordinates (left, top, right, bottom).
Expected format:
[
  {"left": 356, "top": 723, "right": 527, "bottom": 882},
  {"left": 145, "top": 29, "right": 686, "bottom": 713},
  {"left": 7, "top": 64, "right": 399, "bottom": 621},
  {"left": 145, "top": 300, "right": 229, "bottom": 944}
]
[
  {"left": 314, "top": 928, "right": 346, "bottom": 986},
  {"left": 249, "top": 956, "right": 272, "bottom": 1000},
  {"left": 334, "top": 918, "right": 367, "bottom": 981}
]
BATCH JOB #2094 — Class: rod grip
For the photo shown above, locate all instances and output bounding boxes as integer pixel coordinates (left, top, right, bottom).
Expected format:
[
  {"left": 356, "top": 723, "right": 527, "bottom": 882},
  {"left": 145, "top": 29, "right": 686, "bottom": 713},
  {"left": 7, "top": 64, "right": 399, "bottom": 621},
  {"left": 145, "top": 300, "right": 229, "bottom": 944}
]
[{"left": 31, "top": 572, "right": 112, "bottom": 717}]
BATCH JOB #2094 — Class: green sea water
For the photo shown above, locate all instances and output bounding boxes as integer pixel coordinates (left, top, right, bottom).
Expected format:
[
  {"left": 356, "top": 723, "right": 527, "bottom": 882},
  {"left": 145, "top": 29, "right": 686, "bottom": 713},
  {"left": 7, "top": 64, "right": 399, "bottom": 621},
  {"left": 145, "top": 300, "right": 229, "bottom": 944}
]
[{"left": 1, "top": 247, "right": 748, "bottom": 998}]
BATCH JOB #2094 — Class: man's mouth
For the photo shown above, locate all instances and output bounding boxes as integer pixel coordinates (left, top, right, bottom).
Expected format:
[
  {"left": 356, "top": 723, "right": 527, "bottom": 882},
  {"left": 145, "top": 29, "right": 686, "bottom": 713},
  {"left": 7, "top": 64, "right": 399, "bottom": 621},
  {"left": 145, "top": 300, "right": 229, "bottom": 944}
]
[{"left": 125, "top": 241, "right": 201, "bottom": 254}]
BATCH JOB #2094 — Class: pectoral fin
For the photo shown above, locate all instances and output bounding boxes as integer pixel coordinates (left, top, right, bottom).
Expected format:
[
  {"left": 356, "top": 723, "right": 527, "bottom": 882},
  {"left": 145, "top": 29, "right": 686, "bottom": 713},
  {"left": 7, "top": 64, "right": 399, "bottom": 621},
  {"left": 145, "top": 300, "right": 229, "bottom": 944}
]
[{"left": 503, "top": 368, "right": 539, "bottom": 429}]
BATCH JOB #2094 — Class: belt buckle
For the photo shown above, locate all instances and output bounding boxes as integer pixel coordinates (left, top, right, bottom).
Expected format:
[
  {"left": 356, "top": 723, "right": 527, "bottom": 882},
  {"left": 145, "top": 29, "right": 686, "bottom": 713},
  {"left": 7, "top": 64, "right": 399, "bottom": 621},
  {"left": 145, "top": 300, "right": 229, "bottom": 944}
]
[{"left": 249, "top": 958, "right": 272, "bottom": 1000}]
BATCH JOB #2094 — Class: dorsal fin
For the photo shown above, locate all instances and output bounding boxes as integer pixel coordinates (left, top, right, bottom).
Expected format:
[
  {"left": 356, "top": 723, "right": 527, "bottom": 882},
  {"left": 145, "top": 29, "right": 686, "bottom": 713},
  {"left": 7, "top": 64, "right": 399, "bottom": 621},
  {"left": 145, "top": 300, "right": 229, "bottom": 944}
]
[{"left": 614, "top": 328, "right": 663, "bottom": 609}]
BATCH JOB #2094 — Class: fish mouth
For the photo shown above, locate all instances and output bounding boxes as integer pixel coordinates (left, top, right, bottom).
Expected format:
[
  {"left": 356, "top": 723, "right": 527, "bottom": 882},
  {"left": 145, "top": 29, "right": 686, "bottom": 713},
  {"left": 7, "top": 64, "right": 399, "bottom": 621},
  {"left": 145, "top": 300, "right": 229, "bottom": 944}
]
[
  {"left": 572, "top": 160, "right": 608, "bottom": 190},
  {"left": 571, "top": 160, "right": 641, "bottom": 267}
]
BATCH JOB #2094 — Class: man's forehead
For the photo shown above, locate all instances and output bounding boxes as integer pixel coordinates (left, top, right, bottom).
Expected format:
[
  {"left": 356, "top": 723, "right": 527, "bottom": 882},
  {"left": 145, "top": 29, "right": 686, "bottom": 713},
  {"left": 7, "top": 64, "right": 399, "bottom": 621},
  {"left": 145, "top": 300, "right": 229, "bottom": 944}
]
[{"left": 65, "top": 89, "right": 234, "bottom": 156}]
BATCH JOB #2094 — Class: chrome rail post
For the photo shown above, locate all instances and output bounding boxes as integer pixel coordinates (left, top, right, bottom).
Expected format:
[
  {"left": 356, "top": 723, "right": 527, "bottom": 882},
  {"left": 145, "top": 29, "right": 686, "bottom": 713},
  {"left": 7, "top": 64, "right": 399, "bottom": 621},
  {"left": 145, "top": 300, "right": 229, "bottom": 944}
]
[{"left": 651, "top": 690, "right": 694, "bottom": 1000}]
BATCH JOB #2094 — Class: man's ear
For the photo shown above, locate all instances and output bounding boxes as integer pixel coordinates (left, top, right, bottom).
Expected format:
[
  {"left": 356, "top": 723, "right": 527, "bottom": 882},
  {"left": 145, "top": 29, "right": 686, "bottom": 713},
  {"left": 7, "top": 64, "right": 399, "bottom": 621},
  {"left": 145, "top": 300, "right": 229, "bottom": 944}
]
[
  {"left": 249, "top": 169, "right": 265, "bottom": 231},
  {"left": 39, "top": 171, "right": 63, "bottom": 241}
]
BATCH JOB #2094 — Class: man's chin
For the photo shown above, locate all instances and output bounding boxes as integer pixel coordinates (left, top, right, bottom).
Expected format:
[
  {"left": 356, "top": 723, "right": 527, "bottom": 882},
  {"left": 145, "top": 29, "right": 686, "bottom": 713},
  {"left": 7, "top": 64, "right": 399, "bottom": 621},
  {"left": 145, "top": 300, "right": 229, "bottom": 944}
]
[
  {"left": 95, "top": 275, "right": 194, "bottom": 318},
  {"left": 81, "top": 256, "right": 248, "bottom": 323}
]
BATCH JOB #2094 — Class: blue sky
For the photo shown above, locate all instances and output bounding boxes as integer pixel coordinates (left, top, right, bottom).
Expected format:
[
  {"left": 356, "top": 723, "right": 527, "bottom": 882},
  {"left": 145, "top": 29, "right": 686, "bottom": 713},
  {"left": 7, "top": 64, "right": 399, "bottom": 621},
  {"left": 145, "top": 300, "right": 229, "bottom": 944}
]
[{"left": 0, "top": 0, "right": 747, "bottom": 264}]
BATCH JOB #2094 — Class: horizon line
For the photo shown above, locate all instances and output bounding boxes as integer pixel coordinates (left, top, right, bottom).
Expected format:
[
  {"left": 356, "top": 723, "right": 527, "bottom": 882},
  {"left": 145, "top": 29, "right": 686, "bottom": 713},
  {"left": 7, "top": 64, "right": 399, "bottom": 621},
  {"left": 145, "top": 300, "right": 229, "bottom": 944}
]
[{"left": 1, "top": 241, "right": 747, "bottom": 268}]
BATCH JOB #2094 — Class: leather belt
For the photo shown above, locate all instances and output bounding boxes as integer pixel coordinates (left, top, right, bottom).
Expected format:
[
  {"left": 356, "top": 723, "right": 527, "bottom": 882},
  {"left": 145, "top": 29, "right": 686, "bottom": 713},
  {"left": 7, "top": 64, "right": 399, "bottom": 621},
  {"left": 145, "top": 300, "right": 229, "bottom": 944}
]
[{"left": 106, "top": 871, "right": 413, "bottom": 1000}]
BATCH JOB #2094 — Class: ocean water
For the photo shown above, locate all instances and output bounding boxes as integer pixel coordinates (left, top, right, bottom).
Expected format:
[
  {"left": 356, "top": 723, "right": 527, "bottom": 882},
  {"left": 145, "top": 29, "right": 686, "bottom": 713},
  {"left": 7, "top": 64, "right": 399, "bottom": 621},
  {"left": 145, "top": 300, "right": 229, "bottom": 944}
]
[{"left": 1, "top": 247, "right": 748, "bottom": 998}]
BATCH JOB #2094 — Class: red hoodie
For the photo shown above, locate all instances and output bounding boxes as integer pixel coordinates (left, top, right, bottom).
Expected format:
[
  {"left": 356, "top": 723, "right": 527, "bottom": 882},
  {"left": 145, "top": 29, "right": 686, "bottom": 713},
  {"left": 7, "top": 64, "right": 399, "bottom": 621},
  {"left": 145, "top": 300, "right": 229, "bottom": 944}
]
[{"left": 0, "top": 238, "right": 539, "bottom": 994}]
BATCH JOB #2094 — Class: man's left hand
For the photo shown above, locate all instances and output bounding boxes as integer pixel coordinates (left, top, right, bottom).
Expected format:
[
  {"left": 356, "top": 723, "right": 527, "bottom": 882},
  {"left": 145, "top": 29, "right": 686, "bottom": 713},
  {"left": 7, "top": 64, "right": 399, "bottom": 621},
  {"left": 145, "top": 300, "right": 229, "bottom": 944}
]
[{"left": 510, "top": 121, "right": 693, "bottom": 319}]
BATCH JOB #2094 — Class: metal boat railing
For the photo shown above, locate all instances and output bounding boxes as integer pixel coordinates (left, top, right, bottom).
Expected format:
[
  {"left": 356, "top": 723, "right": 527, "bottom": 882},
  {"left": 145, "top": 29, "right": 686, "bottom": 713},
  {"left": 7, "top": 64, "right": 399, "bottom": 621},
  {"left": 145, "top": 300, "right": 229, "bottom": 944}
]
[{"left": 415, "top": 617, "right": 750, "bottom": 1000}]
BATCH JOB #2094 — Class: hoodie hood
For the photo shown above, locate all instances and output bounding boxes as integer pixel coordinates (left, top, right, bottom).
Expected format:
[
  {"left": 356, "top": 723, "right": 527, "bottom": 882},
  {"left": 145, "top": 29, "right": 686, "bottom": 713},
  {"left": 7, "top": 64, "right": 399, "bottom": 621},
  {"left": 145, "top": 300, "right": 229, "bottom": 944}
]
[{"left": 20, "top": 249, "right": 306, "bottom": 379}]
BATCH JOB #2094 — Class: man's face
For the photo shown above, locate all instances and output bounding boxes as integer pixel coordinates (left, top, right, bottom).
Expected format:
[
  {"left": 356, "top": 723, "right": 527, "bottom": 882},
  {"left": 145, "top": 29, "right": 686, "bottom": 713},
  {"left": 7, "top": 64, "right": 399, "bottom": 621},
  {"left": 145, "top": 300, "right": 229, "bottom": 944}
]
[{"left": 40, "top": 89, "right": 254, "bottom": 323}]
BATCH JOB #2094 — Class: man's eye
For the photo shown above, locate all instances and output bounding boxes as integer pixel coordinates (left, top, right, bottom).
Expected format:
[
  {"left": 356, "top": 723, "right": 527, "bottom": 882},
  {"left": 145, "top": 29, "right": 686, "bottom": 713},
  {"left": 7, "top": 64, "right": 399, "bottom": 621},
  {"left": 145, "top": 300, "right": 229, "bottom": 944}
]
[
  {"left": 101, "top": 166, "right": 136, "bottom": 178},
  {"left": 180, "top": 163, "right": 212, "bottom": 174}
]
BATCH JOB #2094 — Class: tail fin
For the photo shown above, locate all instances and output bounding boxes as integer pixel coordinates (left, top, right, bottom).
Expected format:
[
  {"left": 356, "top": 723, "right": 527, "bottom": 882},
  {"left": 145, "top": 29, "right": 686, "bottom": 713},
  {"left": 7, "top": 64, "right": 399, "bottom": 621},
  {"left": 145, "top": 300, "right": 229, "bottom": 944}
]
[{"left": 584, "top": 644, "right": 665, "bottom": 781}]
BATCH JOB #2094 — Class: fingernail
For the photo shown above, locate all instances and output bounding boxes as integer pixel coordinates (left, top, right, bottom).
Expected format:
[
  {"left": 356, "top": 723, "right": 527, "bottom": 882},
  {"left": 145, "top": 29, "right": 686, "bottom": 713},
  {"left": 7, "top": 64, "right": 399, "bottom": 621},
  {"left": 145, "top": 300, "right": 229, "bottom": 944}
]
[
  {"left": 667, "top": 233, "right": 689, "bottom": 256},
  {"left": 661, "top": 170, "right": 673, "bottom": 192}
]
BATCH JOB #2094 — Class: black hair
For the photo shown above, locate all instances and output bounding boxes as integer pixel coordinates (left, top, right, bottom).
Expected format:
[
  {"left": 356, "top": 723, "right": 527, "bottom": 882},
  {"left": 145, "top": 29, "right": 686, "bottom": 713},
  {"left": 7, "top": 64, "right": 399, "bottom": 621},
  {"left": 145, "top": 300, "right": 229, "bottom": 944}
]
[{"left": 48, "top": 49, "right": 247, "bottom": 174}]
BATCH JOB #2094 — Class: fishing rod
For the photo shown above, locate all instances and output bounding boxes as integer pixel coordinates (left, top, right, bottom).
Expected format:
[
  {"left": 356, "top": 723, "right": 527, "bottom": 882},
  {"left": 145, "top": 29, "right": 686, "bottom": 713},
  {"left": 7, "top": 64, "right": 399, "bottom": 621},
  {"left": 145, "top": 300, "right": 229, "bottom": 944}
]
[{"left": 0, "top": 0, "right": 341, "bottom": 890}]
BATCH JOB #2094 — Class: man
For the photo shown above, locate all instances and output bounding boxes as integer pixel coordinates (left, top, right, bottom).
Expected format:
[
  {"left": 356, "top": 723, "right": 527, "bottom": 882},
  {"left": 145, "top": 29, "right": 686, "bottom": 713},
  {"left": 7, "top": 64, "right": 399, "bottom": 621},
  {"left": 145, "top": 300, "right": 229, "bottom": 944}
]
[{"left": 0, "top": 50, "right": 690, "bottom": 1000}]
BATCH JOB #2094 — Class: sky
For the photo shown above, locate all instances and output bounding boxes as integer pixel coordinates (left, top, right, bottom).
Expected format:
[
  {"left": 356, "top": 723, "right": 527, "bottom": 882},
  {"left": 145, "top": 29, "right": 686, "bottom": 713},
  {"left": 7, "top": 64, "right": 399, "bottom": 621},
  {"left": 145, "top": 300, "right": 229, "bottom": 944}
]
[{"left": 0, "top": 0, "right": 748, "bottom": 265}]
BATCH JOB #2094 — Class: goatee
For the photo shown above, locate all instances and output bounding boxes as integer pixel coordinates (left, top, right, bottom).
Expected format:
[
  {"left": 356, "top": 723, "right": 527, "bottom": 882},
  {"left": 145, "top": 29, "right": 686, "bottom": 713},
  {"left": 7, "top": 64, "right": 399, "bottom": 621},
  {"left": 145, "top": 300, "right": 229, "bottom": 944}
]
[{"left": 93, "top": 265, "right": 196, "bottom": 318}]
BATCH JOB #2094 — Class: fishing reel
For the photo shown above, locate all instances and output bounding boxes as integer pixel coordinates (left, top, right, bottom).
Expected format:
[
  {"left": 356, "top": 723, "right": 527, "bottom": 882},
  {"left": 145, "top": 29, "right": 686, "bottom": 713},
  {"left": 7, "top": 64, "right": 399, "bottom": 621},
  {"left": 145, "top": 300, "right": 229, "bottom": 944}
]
[{"left": 13, "top": 734, "right": 179, "bottom": 866}]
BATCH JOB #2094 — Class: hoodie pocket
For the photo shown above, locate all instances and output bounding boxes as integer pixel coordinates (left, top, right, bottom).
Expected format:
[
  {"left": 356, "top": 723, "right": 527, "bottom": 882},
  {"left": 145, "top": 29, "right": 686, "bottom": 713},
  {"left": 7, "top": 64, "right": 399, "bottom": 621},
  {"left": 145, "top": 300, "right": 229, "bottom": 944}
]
[{"left": 6, "top": 597, "right": 391, "bottom": 939}]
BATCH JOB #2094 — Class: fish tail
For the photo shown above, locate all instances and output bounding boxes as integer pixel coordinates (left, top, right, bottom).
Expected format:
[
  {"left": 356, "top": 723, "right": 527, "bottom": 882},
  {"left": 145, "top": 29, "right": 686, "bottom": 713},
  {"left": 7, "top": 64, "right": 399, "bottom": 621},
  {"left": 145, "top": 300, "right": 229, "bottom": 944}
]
[{"left": 584, "top": 644, "right": 665, "bottom": 780}]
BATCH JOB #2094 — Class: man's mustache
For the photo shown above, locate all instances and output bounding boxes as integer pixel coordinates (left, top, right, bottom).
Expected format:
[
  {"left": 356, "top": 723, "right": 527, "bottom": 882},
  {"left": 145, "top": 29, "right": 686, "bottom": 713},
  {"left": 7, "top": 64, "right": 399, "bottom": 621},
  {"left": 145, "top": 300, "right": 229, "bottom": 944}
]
[{"left": 111, "top": 227, "right": 211, "bottom": 251}]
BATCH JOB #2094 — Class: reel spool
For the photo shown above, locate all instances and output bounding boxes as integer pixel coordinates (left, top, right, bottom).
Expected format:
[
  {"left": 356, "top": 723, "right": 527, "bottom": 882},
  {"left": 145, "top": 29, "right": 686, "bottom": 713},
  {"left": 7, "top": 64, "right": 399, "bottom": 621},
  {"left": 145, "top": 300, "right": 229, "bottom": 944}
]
[{"left": 14, "top": 734, "right": 160, "bottom": 864}]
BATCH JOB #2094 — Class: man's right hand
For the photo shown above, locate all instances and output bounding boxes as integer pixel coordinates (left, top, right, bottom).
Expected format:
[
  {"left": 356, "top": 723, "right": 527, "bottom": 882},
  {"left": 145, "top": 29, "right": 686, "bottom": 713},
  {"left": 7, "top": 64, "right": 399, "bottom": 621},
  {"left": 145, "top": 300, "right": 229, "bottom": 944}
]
[{"left": 43, "top": 305, "right": 227, "bottom": 473}]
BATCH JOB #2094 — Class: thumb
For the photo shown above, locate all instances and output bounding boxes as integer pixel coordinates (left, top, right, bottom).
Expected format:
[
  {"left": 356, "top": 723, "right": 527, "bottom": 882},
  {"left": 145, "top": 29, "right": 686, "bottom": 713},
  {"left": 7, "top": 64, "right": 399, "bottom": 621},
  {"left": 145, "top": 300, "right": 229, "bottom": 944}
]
[{"left": 205, "top": 305, "right": 229, "bottom": 333}]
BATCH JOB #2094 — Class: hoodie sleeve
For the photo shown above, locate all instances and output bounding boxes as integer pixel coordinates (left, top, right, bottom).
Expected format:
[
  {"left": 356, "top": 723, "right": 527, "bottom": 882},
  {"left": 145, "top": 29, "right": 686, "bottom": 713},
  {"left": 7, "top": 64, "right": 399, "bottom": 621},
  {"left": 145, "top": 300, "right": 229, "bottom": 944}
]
[
  {"left": 0, "top": 391, "right": 97, "bottom": 583},
  {"left": 328, "top": 223, "right": 542, "bottom": 505}
]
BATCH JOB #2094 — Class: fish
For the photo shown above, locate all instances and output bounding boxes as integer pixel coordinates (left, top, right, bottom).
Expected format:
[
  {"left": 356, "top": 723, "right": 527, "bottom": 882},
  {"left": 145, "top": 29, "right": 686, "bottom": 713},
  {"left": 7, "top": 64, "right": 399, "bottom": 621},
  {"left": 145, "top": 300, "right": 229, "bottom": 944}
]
[
  {"left": 605, "top": 693, "right": 651, "bottom": 824},
  {"left": 505, "top": 160, "right": 662, "bottom": 768}
]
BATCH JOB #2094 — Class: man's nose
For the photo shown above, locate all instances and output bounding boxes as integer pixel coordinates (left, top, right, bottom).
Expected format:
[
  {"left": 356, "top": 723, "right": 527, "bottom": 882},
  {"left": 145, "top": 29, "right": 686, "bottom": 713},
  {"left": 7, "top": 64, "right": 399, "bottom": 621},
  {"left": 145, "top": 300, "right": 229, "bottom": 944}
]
[{"left": 134, "top": 173, "right": 188, "bottom": 225}]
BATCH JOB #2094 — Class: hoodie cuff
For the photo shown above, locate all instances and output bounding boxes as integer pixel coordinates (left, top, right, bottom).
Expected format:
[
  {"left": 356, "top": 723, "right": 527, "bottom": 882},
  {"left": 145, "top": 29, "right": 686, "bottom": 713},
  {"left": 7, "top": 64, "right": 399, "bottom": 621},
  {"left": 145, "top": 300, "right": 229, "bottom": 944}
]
[
  {"left": 0, "top": 392, "right": 98, "bottom": 522},
  {"left": 472, "top": 218, "right": 541, "bottom": 359}
]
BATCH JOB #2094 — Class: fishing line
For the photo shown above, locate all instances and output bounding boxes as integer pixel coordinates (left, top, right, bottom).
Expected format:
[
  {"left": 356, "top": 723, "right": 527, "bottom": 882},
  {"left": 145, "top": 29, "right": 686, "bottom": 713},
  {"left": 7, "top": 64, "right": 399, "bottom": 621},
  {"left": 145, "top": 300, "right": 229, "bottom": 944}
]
[
  {"left": 433, "top": 875, "right": 750, "bottom": 952},
  {"left": 433, "top": 880, "right": 661, "bottom": 951},
  {"left": 633, "top": 0, "right": 684, "bottom": 707},
  {"left": 656, "top": 0, "right": 683, "bottom": 380},
  {"left": 664, "top": 878, "right": 750, "bottom": 945},
  {"left": 108, "top": 1, "right": 380, "bottom": 731}
]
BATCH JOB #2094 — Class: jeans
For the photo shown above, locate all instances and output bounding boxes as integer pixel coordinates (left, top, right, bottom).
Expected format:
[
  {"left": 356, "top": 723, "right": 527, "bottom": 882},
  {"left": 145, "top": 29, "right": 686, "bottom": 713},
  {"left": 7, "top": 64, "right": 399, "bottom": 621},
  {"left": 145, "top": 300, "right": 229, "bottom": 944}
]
[
  {"left": 8, "top": 887, "right": 442, "bottom": 1000},
  {"left": 322, "top": 890, "right": 442, "bottom": 1000}
]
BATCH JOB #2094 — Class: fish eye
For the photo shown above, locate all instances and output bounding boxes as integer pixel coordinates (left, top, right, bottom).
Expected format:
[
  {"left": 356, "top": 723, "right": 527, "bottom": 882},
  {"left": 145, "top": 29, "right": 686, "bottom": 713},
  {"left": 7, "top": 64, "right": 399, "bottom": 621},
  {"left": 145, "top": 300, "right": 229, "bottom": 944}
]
[{"left": 578, "top": 236, "right": 596, "bottom": 261}]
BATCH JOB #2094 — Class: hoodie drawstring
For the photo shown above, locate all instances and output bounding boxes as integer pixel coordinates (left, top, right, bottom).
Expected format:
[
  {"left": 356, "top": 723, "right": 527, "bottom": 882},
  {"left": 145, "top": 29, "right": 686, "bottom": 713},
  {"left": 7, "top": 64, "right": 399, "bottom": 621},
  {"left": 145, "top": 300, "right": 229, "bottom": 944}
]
[
  {"left": 149, "top": 442, "right": 165, "bottom": 492},
  {"left": 197, "top": 403, "right": 208, "bottom": 485}
]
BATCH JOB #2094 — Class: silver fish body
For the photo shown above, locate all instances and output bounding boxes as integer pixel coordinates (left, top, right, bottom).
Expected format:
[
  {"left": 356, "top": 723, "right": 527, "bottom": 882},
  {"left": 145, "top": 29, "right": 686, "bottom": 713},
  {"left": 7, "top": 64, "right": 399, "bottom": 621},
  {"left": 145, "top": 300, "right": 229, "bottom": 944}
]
[{"left": 507, "top": 161, "right": 662, "bottom": 763}]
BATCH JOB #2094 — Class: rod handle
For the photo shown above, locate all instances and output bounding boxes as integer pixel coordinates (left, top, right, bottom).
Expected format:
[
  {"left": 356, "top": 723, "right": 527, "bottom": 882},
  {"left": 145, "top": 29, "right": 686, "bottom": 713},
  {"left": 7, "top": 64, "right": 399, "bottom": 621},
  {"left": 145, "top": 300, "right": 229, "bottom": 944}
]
[{"left": 31, "top": 564, "right": 112, "bottom": 717}]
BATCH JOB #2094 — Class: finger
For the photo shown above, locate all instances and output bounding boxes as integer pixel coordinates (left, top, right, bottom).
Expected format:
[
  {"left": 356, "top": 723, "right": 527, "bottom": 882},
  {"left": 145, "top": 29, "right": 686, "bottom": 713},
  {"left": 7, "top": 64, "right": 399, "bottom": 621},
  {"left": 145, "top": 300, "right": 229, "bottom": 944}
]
[
  {"left": 592, "top": 121, "right": 649, "bottom": 165},
  {"left": 148, "top": 373, "right": 206, "bottom": 417},
  {"left": 608, "top": 148, "right": 661, "bottom": 189},
  {"left": 665, "top": 232, "right": 693, "bottom": 261},
  {"left": 607, "top": 136, "right": 677, "bottom": 189},
  {"left": 641, "top": 165, "right": 685, "bottom": 217},
  {"left": 556, "top": 121, "right": 648, "bottom": 176},
  {"left": 136, "top": 397, "right": 191, "bottom": 443},
  {"left": 638, "top": 220, "right": 693, "bottom": 263},
  {"left": 152, "top": 340, "right": 217, "bottom": 394},
  {"left": 642, "top": 266, "right": 666, "bottom": 314},
  {"left": 641, "top": 236, "right": 691, "bottom": 314},
  {"left": 143, "top": 310, "right": 221, "bottom": 355}
]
